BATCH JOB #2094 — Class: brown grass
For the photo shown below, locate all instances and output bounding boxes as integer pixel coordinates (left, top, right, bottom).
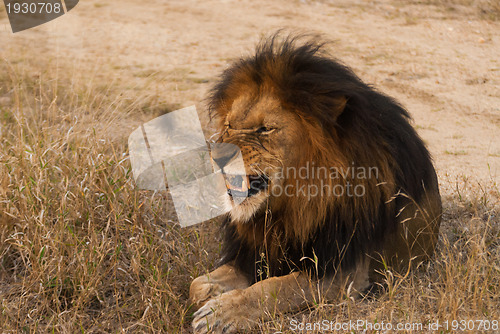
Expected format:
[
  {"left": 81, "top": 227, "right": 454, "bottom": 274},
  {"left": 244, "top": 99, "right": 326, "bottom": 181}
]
[
  {"left": 479, "top": 0, "right": 500, "bottom": 19},
  {"left": 1, "top": 52, "right": 499, "bottom": 333},
  {"left": 0, "top": 57, "right": 220, "bottom": 332},
  {"left": 411, "top": 0, "right": 500, "bottom": 19}
]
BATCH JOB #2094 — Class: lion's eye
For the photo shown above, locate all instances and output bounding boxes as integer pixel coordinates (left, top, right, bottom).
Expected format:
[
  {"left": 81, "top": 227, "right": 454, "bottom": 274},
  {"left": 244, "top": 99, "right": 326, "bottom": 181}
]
[{"left": 256, "top": 126, "right": 274, "bottom": 134}]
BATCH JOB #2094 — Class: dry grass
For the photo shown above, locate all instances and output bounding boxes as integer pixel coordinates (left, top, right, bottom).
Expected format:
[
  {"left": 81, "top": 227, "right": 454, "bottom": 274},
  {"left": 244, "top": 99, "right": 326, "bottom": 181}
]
[
  {"left": 1, "top": 53, "right": 499, "bottom": 333},
  {"left": 0, "top": 57, "right": 220, "bottom": 332},
  {"left": 479, "top": 0, "right": 500, "bottom": 19},
  {"left": 409, "top": 0, "right": 500, "bottom": 19}
]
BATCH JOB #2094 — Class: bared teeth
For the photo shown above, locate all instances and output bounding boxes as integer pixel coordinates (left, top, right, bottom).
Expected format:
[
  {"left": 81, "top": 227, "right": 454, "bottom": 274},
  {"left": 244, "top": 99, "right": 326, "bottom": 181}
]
[
  {"left": 224, "top": 174, "right": 250, "bottom": 192},
  {"left": 224, "top": 174, "right": 268, "bottom": 197}
]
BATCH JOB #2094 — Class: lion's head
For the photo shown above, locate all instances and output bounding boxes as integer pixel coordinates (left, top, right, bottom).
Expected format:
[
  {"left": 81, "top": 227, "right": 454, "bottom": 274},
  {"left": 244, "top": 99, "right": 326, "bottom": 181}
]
[{"left": 207, "top": 34, "right": 441, "bottom": 281}]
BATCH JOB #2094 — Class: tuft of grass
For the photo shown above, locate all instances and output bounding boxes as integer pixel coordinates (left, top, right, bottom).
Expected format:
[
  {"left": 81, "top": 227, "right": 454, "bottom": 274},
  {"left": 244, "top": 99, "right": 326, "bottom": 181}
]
[
  {"left": 413, "top": 0, "right": 500, "bottom": 20},
  {"left": 93, "top": 3, "right": 108, "bottom": 8},
  {"left": 444, "top": 149, "right": 468, "bottom": 155},
  {"left": 478, "top": 0, "right": 500, "bottom": 19}
]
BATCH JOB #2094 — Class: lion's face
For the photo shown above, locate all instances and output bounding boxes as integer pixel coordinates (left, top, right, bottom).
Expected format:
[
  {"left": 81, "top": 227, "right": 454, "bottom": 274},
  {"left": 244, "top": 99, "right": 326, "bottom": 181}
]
[{"left": 212, "top": 92, "right": 307, "bottom": 223}]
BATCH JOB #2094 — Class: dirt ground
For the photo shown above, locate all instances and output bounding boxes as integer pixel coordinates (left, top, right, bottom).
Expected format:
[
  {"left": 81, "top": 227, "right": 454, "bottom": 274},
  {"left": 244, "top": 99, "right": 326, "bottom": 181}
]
[
  {"left": 0, "top": 0, "right": 499, "bottom": 332},
  {"left": 2, "top": 0, "right": 499, "bottom": 189}
]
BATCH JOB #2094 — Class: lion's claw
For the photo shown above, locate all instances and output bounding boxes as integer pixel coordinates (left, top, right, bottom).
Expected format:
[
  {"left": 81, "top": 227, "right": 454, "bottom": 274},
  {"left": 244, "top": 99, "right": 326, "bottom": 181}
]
[
  {"left": 191, "top": 290, "right": 254, "bottom": 334},
  {"left": 221, "top": 324, "right": 236, "bottom": 334},
  {"left": 193, "top": 307, "right": 214, "bottom": 320}
]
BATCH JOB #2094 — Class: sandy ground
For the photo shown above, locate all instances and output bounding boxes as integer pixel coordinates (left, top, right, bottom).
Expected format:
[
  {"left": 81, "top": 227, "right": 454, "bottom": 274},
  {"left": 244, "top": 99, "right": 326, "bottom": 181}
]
[{"left": 1, "top": 0, "right": 499, "bottom": 194}]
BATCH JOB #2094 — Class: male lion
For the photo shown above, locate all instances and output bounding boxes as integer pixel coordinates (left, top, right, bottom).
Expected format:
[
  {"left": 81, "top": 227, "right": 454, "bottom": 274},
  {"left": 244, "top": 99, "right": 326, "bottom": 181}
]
[{"left": 190, "top": 34, "right": 442, "bottom": 334}]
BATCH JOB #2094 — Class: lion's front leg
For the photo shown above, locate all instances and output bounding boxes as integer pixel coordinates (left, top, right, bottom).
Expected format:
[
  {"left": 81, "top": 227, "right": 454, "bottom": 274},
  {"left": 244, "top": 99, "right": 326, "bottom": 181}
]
[
  {"left": 192, "top": 273, "right": 314, "bottom": 334},
  {"left": 189, "top": 262, "right": 251, "bottom": 310},
  {"left": 191, "top": 273, "right": 305, "bottom": 334},
  {"left": 191, "top": 259, "right": 371, "bottom": 334}
]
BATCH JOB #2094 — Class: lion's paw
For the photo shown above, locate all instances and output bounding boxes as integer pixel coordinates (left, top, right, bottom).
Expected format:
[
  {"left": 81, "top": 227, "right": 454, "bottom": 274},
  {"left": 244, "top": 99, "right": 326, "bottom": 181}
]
[
  {"left": 192, "top": 290, "right": 256, "bottom": 334},
  {"left": 189, "top": 276, "right": 226, "bottom": 310}
]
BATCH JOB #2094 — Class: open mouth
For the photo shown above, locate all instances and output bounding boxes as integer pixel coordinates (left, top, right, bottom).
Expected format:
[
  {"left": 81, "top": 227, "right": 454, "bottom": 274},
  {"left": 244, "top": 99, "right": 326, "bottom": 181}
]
[{"left": 223, "top": 174, "right": 269, "bottom": 198}]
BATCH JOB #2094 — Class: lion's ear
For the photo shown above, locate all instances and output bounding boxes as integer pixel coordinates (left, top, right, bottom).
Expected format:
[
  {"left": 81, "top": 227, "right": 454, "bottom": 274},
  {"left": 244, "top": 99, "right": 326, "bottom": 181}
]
[{"left": 333, "top": 95, "right": 348, "bottom": 116}]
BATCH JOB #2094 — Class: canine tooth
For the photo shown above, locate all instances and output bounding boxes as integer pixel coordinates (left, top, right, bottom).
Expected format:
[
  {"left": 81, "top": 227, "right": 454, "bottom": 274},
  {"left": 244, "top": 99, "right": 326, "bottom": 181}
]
[
  {"left": 224, "top": 176, "right": 232, "bottom": 190},
  {"left": 242, "top": 176, "right": 248, "bottom": 190}
]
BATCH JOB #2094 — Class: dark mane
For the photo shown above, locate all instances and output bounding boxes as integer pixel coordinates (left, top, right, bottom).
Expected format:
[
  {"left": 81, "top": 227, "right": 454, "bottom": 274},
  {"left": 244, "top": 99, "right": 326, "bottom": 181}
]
[{"left": 208, "top": 34, "right": 438, "bottom": 283}]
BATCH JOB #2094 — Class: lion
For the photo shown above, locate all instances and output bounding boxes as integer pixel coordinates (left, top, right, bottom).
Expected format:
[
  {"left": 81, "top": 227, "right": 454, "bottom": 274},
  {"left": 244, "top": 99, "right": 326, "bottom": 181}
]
[{"left": 189, "top": 34, "right": 442, "bottom": 334}]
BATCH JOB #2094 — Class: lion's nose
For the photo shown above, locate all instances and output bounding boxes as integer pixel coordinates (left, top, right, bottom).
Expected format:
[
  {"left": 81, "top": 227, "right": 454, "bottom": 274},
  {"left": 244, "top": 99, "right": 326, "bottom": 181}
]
[{"left": 210, "top": 143, "right": 241, "bottom": 169}]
